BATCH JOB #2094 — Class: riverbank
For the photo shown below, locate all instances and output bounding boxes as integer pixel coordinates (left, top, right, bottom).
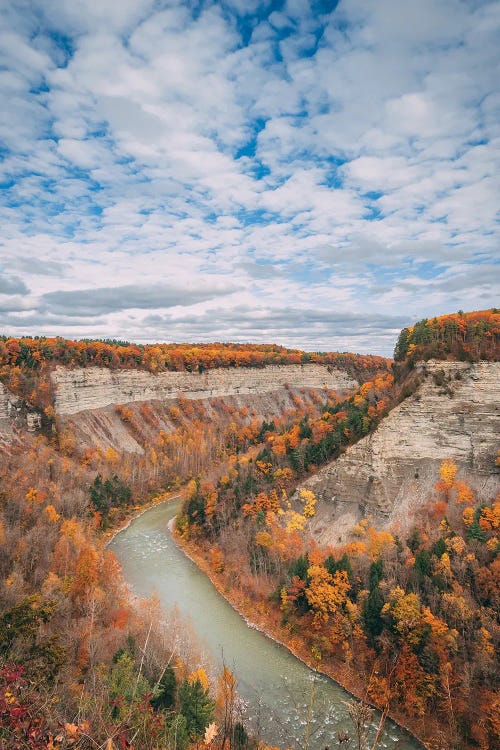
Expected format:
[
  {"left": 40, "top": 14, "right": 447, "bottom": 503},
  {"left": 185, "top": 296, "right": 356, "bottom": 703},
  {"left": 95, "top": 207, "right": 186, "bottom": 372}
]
[
  {"left": 171, "top": 525, "right": 429, "bottom": 750},
  {"left": 105, "top": 491, "right": 181, "bottom": 546}
]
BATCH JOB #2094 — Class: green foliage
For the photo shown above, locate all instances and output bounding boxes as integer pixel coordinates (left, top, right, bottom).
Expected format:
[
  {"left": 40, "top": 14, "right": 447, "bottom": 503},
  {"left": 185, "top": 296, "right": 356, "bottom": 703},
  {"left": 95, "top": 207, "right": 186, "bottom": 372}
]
[
  {"left": 185, "top": 479, "right": 206, "bottom": 526},
  {"left": 89, "top": 474, "right": 132, "bottom": 519},
  {"left": 298, "top": 418, "right": 312, "bottom": 440},
  {"left": 257, "top": 420, "right": 275, "bottom": 441},
  {"left": 324, "top": 553, "right": 353, "bottom": 584},
  {"left": 179, "top": 678, "right": 215, "bottom": 739},
  {"left": 0, "top": 596, "right": 65, "bottom": 680},
  {"left": 363, "top": 586, "right": 385, "bottom": 641},
  {"left": 165, "top": 713, "right": 189, "bottom": 750},
  {"left": 368, "top": 559, "right": 384, "bottom": 590},
  {"left": 394, "top": 328, "right": 410, "bottom": 361},
  {"left": 233, "top": 721, "right": 249, "bottom": 750},
  {"left": 108, "top": 652, "right": 150, "bottom": 720},
  {"left": 0, "top": 596, "right": 55, "bottom": 656},
  {"left": 414, "top": 549, "right": 432, "bottom": 577},
  {"left": 393, "top": 310, "right": 500, "bottom": 363},
  {"left": 406, "top": 528, "right": 421, "bottom": 553},
  {"left": 431, "top": 538, "right": 446, "bottom": 557},
  {"left": 467, "top": 519, "right": 487, "bottom": 542},
  {"left": 290, "top": 554, "right": 309, "bottom": 581},
  {"left": 151, "top": 665, "right": 177, "bottom": 711}
]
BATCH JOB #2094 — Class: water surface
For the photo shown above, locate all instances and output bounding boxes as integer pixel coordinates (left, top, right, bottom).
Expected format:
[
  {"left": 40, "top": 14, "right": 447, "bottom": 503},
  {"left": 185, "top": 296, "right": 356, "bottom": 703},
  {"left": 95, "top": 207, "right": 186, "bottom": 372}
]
[{"left": 110, "top": 501, "right": 421, "bottom": 750}]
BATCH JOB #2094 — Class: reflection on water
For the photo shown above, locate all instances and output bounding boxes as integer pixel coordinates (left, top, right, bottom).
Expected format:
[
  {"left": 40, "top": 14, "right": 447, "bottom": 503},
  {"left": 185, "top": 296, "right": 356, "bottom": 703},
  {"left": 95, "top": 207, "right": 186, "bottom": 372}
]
[{"left": 110, "top": 501, "right": 421, "bottom": 750}]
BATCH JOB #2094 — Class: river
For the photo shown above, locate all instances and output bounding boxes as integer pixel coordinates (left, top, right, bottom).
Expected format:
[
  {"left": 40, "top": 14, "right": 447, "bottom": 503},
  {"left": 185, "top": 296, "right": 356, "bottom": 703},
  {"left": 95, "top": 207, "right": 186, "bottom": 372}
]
[{"left": 109, "top": 500, "right": 422, "bottom": 750}]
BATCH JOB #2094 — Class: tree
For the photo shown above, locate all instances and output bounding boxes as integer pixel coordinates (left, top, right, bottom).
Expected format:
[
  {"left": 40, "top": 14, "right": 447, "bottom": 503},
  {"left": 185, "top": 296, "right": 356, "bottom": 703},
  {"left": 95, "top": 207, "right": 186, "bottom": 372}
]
[
  {"left": 363, "top": 586, "right": 384, "bottom": 642},
  {"left": 305, "top": 565, "right": 350, "bottom": 624},
  {"left": 89, "top": 474, "right": 132, "bottom": 522},
  {"left": 151, "top": 665, "right": 177, "bottom": 711},
  {"left": 216, "top": 666, "right": 238, "bottom": 748},
  {"left": 179, "top": 677, "right": 215, "bottom": 739},
  {"left": 108, "top": 652, "right": 150, "bottom": 721}
]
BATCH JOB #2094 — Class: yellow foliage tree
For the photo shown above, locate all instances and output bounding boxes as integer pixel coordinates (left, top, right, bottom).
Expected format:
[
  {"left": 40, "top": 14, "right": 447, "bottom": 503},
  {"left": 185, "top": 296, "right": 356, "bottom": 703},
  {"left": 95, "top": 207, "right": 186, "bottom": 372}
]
[
  {"left": 306, "top": 566, "right": 350, "bottom": 624},
  {"left": 462, "top": 507, "right": 474, "bottom": 526},
  {"left": 44, "top": 504, "right": 60, "bottom": 523},
  {"left": 439, "top": 459, "right": 457, "bottom": 487},
  {"left": 299, "top": 488, "right": 317, "bottom": 518},
  {"left": 383, "top": 587, "right": 421, "bottom": 643},
  {"left": 455, "top": 481, "right": 474, "bottom": 505},
  {"left": 366, "top": 527, "right": 395, "bottom": 559},
  {"left": 255, "top": 531, "right": 273, "bottom": 548},
  {"left": 105, "top": 446, "right": 119, "bottom": 466},
  {"left": 189, "top": 668, "right": 209, "bottom": 691},
  {"left": 285, "top": 511, "right": 306, "bottom": 533}
]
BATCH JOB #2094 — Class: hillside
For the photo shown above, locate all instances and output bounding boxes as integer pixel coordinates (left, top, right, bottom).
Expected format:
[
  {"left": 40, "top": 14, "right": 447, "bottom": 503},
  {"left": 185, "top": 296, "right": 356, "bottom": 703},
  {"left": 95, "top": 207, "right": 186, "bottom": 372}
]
[
  {"left": 299, "top": 359, "right": 500, "bottom": 544},
  {"left": 0, "top": 342, "right": 385, "bottom": 747},
  {"left": 172, "top": 310, "right": 500, "bottom": 750}
]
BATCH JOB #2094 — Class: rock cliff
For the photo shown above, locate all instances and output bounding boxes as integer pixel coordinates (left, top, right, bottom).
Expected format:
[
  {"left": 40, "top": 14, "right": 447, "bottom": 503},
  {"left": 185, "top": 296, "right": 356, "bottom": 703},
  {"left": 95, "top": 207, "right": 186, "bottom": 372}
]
[
  {"left": 299, "top": 360, "right": 500, "bottom": 544},
  {"left": 51, "top": 364, "right": 358, "bottom": 416},
  {"left": 0, "top": 384, "right": 8, "bottom": 421},
  {"left": 0, "top": 382, "right": 42, "bottom": 432}
]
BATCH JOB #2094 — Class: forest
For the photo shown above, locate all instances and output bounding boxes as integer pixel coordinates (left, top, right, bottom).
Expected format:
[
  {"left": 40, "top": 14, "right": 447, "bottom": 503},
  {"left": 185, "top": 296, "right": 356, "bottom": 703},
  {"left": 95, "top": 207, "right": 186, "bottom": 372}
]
[
  {"left": 394, "top": 310, "right": 500, "bottom": 365},
  {"left": 177, "top": 447, "right": 499, "bottom": 749},
  {"left": 0, "top": 336, "right": 388, "bottom": 416},
  {"left": 0, "top": 372, "right": 362, "bottom": 748}
]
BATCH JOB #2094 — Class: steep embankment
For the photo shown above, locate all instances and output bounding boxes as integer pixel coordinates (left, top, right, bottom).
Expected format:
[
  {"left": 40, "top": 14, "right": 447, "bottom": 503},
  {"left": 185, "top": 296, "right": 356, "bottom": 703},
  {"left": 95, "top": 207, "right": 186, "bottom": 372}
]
[
  {"left": 47, "top": 364, "right": 357, "bottom": 454},
  {"left": 0, "top": 362, "right": 360, "bottom": 443},
  {"left": 0, "top": 383, "right": 8, "bottom": 420},
  {"left": 51, "top": 363, "right": 357, "bottom": 415},
  {"left": 299, "top": 360, "right": 500, "bottom": 543},
  {"left": 0, "top": 381, "right": 42, "bottom": 431}
]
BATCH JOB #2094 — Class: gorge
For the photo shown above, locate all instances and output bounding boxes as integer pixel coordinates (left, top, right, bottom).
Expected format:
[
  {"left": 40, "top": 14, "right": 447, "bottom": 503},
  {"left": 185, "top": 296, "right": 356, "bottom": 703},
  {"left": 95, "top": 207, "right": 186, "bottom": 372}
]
[{"left": 0, "top": 311, "right": 498, "bottom": 750}]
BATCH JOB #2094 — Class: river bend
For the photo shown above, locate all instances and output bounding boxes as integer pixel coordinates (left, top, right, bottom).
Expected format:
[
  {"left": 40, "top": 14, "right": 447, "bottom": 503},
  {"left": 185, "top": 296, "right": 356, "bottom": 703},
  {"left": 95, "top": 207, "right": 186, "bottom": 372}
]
[{"left": 110, "top": 501, "right": 421, "bottom": 750}]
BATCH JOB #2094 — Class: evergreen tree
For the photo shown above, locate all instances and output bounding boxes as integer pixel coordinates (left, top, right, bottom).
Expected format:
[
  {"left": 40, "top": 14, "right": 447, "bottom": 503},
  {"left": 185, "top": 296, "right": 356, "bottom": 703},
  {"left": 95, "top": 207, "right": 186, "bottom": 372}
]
[
  {"left": 152, "top": 665, "right": 177, "bottom": 711},
  {"left": 179, "top": 678, "right": 215, "bottom": 739}
]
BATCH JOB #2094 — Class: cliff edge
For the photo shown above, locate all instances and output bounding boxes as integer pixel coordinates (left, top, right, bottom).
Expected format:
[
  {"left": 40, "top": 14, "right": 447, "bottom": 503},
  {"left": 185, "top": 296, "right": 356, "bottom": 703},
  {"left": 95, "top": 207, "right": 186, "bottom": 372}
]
[
  {"left": 50, "top": 363, "right": 358, "bottom": 416},
  {"left": 299, "top": 360, "right": 500, "bottom": 543}
]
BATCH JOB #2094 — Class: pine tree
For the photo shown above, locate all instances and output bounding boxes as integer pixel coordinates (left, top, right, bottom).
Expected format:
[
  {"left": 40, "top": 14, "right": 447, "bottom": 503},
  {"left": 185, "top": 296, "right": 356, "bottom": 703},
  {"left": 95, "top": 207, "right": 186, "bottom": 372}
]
[{"left": 179, "top": 678, "right": 215, "bottom": 739}]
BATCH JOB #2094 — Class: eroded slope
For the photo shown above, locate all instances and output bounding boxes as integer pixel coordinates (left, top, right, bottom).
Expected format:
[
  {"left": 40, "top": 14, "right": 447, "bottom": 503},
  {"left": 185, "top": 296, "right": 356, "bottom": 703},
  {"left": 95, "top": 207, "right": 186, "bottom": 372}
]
[{"left": 299, "top": 360, "right": 500, "bottom": 543}]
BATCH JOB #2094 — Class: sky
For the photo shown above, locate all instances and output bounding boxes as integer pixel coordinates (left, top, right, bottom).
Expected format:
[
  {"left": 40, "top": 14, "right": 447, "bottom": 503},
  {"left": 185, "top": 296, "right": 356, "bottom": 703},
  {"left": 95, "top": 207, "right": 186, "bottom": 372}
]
[{"left": 0, "top": 0, "right": 499, "bottom": 356}]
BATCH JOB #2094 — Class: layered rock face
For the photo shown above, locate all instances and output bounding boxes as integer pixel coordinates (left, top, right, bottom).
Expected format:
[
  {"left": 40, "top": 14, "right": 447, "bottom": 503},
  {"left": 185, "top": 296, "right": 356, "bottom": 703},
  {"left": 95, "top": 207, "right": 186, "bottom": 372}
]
[
  {"left": 51, "top": 364, "right": 358, "bottom": 417},
  {"left": 299, "top": 361, "right": 500, "bottom": 544},
  {"left": 0, "top": 382, "right": 42, "bottom": 432},
  {"left": 0, "top": 384, "right": 8, "bottom": 421}
]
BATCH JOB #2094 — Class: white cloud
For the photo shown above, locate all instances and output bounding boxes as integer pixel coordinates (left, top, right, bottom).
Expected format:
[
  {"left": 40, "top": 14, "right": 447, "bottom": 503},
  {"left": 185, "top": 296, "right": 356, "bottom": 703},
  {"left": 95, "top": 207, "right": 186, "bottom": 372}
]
[{"left": 0, "top": 0, "right": 498, "bottom": 356}]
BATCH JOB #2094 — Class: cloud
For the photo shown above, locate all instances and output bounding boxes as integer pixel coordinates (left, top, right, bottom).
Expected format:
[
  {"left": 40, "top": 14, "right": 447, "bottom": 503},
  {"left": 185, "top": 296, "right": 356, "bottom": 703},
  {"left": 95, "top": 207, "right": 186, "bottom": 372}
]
[
  {"left": 42, "top": 282, "right": 239, "bottom": 317},
  {"left": 0, "top": 275, "right": 29, "bottom": 295},
  {"left": 142, "top": 305, "right": 410, "bottom": 355},
  {"left": 0, "top": 0, "right": 498, "bottom": 355}
]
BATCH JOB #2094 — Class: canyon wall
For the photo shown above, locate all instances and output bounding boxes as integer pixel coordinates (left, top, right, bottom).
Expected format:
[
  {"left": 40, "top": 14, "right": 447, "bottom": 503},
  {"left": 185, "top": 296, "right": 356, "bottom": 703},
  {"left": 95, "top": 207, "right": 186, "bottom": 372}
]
[
  {"left": 51, "top": 364, "right": 358, "bottom": 416},
  {"left": 0, "top": 384, "right": 9, "bottom": 421},
  {"left": 62, "top": 387, "right": 332, "bottom": 456},
  {"left": 0, "top": 382, "right": 42, "bottom": 432},
  {"left": 299, "top": 360, "right": 500, "bottom": 544}
]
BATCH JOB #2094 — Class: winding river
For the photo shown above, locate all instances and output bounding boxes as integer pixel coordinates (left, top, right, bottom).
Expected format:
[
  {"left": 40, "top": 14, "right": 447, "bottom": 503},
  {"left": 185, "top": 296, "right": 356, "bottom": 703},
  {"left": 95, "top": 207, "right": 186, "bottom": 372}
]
[{"left": 110, "top": 500, "right": 422, "bottom": 750}]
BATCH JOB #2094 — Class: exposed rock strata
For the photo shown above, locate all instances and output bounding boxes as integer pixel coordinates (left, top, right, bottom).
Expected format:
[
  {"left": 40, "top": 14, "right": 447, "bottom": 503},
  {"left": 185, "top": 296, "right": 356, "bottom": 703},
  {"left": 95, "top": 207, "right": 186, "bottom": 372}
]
[
  {"left": 0, "top": 384, "right": 8, "bottom": 421},
  {"left": 299, "top": 361, "right": 500, "bottom": 543},
  {"left": 0, "top": 382, "right": 42, "bottom": 432},
  {"left": 51, "top": 364, "right": 358, "bottom": 416}
]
